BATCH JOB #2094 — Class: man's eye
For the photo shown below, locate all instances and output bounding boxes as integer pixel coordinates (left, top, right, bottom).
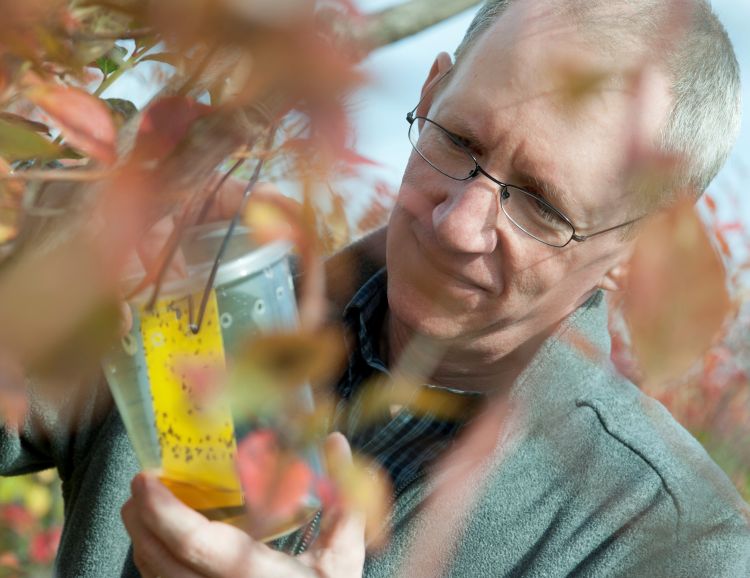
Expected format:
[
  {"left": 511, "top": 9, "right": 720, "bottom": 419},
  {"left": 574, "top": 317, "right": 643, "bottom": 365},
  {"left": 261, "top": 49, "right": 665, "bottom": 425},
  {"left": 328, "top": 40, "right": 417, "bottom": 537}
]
[{"left": 531, "top": 196, "right": 563, "bottom": 224}]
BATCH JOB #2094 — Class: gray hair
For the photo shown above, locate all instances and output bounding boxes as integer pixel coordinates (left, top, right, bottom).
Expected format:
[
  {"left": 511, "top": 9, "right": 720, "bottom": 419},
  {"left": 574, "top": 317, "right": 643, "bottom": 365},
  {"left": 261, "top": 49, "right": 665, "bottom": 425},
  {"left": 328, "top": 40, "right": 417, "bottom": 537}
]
[{"left": 454, "top": 0, "right": 742, "bottom": 199}]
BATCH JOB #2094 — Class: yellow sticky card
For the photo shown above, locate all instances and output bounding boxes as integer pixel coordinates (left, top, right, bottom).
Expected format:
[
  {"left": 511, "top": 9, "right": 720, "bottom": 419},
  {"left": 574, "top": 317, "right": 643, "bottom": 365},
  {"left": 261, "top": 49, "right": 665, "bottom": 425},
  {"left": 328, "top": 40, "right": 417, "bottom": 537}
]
[{"left": 140, "top": 291, "right": 243, "bottom": 510}]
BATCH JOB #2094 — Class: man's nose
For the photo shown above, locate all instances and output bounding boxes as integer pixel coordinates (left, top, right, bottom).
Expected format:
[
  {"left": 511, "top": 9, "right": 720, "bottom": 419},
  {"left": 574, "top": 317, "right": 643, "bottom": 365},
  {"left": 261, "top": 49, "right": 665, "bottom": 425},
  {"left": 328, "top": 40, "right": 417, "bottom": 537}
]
[{"left": 432, "top": 180, "right": 500, "bottom": 254}]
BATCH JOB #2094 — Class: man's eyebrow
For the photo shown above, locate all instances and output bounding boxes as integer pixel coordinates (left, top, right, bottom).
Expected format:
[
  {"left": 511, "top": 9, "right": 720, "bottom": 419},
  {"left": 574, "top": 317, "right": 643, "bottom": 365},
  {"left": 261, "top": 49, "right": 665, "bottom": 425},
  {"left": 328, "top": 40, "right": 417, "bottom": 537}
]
[
  {"left": 434, "top": 110, "right": 485, "bottom": 144},
  {"left": 520, "top": 172, "right": 569, "bottom": 204}
]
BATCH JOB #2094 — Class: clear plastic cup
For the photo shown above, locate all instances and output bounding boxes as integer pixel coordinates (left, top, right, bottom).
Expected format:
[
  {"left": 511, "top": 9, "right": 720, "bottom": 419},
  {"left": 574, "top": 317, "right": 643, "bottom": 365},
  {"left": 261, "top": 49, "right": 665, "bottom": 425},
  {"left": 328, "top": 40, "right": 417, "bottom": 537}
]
[{"left": 102, "top": 223, "right": 321, "bottom": 540}]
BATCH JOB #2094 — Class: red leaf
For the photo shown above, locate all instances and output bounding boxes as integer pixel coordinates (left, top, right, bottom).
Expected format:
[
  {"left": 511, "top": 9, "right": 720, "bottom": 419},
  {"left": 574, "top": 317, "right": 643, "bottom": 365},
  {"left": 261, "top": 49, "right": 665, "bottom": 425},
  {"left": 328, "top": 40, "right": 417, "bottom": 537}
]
[
  {"left": 236, "top": 429, "right": 314, "bottom": 535},
  {"left": 25, "top": 84, "right": 116, "bottom": 165},
  {"left": 338, "top": 148, "right": 378, "bottom": 167},
  {"left": 624, "top": 201, "right": 732, "bottom": 385},
  {"left": 715, "top": 229, "right": 732, "bottom": 259},
  {"left": 704, "top": 193, "right": 717, "bottom": 214},
  {"left": 29, "top": 527, "right": 61, "bottom": 565},
  {"left": 0, "top": 505, "right": 34, "bottom": 534},
  {"left": 133, "top": 97, "right": 212, "bottom": 163},
  {"left": 718, "top": 221, "right": 744, "bottom": 234}
]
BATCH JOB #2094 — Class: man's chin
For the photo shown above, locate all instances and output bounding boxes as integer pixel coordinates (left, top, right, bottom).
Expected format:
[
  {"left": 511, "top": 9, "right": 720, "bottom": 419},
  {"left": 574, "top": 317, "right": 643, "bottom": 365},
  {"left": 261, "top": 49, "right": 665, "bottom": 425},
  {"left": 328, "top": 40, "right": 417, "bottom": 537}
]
[{"left": 388, "top": 284, "right": 474, "bottom": 341}]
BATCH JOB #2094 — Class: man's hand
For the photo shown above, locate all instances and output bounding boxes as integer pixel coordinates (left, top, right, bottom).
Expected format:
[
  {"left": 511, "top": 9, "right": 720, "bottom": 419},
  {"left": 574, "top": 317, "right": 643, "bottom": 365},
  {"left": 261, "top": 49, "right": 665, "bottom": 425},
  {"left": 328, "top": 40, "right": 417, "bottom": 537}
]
[{"left": 122, "top": 433, "right": 366, "bottom": 578}]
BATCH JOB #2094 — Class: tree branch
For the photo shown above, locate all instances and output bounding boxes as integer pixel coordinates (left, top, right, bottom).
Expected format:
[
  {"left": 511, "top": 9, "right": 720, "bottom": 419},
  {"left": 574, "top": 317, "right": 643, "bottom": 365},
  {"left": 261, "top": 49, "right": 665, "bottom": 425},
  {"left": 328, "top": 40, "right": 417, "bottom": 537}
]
[{"left": 333, "top": 0, "right": 481, "bottom": 54}]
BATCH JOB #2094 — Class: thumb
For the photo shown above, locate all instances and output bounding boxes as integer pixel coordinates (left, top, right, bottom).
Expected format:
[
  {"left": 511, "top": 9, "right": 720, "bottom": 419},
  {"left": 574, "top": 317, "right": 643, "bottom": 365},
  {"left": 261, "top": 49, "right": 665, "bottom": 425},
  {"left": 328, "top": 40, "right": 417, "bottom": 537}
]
[{"left": 298, "top": 433, "right": 366, "bottom": 578}]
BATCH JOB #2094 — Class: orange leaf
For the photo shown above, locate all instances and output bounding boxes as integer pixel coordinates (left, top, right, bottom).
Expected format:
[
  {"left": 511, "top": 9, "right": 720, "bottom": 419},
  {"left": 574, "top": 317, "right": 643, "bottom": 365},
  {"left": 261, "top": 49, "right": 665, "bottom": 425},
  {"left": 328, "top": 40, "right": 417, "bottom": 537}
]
[
  {"left": 236, "top": 429, "right": 315, "bottom": 538},
  {"left": 25, "top": 84, "right": 116, "bottom": 165},
  {"left": 624, "top": 201, "right": 732, "bottom": 385},
  {"left": 704, "top": 193, "right": 718, "bottom": 214},
  {"left": 237, "top": 329, "right": 346, "bottom": 388},
  {"left": 321, "top": 450, "right": 392, "bottom": 548},
  {"left": 715, "top": 229, "right": 732, "bottom": 259}
]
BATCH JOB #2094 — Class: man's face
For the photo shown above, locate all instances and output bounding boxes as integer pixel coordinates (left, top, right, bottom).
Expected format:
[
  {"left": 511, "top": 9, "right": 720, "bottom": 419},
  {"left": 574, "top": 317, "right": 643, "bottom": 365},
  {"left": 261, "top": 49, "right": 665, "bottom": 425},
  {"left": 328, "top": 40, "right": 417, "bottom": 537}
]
[{"left": 386, "top": 2, "right": 672, "bottom": 358}]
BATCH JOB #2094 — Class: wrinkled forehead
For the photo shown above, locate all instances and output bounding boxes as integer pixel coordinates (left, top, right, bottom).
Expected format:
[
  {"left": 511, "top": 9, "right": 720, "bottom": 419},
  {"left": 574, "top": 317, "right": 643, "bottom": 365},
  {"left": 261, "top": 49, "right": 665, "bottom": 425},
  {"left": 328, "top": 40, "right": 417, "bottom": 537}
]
[
  {"left": 441, "top": 1, "right": 672, "bottom": 149},
  {"left": 454, "top": 3, "right": 632, "bottom": 97}
]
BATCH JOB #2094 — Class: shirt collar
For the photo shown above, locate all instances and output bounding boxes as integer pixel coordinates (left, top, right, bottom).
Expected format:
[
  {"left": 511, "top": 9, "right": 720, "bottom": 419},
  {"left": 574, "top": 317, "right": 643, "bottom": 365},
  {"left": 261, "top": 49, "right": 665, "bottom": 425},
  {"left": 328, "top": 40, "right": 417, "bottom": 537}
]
[{"left": 343, "top": 267, "right": 389, "bottom": 374}]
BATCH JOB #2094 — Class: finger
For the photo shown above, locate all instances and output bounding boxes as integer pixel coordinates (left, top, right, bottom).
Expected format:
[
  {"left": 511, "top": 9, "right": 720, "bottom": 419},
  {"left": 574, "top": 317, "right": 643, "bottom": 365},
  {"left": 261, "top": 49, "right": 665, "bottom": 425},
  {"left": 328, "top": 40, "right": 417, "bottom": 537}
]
[
  {"left": 122, "top": 497, "right": 204, "bottom": 578},
  {"left": 300, "top": 508, "right": 366, "bottom": 578},
  {"left": 130, "top": 473, "right": 314, "bottom": 578},
  {"left": 298, "top": 433, "right": 365, "bottom": 578}
]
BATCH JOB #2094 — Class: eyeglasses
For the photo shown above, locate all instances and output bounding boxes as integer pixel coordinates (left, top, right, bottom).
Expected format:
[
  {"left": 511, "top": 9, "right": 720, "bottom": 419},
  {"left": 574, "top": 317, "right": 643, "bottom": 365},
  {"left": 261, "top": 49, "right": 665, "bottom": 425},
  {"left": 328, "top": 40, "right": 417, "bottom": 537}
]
[{"left": 406, "top": 108, "right": 641, "bottom": 248}]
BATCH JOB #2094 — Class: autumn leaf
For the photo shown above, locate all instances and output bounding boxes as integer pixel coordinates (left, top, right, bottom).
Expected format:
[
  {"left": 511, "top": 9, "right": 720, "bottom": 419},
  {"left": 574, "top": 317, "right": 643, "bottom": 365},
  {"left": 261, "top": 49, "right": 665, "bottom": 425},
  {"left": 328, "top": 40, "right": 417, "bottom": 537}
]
[
  {"left": 318, "top": 446, "right": 392, "bottom": 548},
  {"left": 0, "top": 504, "right": 34, "bottom": 534},
  {"left": 132, "top": 97, "right": 213, "bottom": 164},
  {"left": 243, "top": 189, "right": 326, "bottom": 330},
  {"left": 25, "top": 83, "right": 116, "bottom": 165},
  {"left": 704, "top": 193, "right": 718, "bottom": 214},
  {"left": 0, "top": 158, "right": 25, "bottom": 247},
  {"left": 0, "top": 551, "right": 20, "bottom": 570},
  {"left": 623, "top": 200, "right": 732, "bottom": 385},
  {"left": 237, "top": 329, "right": 346, "bottom": 389},
  {"left": 0, "top": 119, "right": 64, "bottom": 162},
  {"left": 243, "top": 199, "right": 295, "bottom": 243},
  {"left": 28, "top": 527, "right": 61, "bottom": 565},
  {"left": 236, "top": 429, "right": 316, "bottom": 539},
  {"left": 0, "top": 112, "right": 50, "bottom": 135}
]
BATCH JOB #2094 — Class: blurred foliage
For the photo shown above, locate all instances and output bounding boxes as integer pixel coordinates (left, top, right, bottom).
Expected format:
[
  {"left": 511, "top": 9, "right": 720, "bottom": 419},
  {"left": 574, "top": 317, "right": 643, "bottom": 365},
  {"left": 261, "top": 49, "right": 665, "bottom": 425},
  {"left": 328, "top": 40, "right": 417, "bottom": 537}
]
[
  {"left": 0, "top": 0, "right": 748, "bottom": 575},
  {"left": 0, "top": 471, "right": 63, "bottom": 577}
]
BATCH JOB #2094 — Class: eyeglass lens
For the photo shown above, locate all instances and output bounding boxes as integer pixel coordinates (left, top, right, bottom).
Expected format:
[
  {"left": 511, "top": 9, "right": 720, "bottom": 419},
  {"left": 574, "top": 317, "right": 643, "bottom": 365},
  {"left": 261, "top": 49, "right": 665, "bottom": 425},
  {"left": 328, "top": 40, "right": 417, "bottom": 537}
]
[{"left": 409, "top": 117, "right": 574, "bottom": 247}]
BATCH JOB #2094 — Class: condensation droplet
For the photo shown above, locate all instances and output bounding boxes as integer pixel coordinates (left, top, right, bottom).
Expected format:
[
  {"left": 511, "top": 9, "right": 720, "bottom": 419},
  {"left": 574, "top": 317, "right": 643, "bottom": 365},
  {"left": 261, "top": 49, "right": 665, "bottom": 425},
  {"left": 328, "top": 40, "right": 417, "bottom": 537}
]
[
  {"left": 122, "top": 334, "right": 138, "bottom": 356},
  {"left": 220, "top": 312, "right": 233, "bottom": 328},
  {"left": 264, "top": 267, "right": 274, "bottom": 279},
  {"left": 276, "top": 286, "right": 284, "bottom": 300},
  {"left": 254, "top": 300, "right": 266, "bottom": 315}
]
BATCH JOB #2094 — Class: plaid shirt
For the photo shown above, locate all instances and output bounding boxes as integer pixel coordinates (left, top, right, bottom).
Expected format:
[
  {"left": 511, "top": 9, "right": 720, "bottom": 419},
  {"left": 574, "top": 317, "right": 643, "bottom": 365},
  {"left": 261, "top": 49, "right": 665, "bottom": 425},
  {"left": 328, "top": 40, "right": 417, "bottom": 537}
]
[
  {"left": 279, "top": 269, "right": 484, "bottom": 554},
  {"left": 334, "top": 269, "right": 484, "bottom": 493}
]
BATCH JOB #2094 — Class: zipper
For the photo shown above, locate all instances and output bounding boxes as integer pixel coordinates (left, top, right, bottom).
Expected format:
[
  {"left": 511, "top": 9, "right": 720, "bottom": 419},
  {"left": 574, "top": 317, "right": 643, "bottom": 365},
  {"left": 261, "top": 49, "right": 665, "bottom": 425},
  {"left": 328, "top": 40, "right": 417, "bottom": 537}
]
[{"left": 294, "top": 509, "right": 322, "bottom": 555}]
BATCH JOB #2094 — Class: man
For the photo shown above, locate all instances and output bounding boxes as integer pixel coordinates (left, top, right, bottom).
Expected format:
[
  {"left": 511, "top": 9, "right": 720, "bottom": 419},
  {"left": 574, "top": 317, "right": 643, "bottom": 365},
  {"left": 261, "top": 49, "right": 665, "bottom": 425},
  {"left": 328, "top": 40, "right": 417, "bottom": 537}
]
[
  {"left": 122, "top": 0, "right": 750, "bottom": 576},
  {"left": 4, "top": 0, "right": 750, "bottom": 576}
]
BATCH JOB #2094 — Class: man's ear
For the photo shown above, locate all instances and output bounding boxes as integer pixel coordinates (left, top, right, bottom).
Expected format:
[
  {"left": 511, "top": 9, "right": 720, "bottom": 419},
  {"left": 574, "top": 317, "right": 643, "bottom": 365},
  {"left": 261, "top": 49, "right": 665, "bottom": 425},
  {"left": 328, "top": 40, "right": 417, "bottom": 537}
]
[
  {"left": 417, "top": 52, "right": 454, "bottom": 117},
  {"left": 597, "top": 238, "right": 636, "bottom": 293},
  {"left": 598, "top": 264, "right": 629, "bottom": 292}
]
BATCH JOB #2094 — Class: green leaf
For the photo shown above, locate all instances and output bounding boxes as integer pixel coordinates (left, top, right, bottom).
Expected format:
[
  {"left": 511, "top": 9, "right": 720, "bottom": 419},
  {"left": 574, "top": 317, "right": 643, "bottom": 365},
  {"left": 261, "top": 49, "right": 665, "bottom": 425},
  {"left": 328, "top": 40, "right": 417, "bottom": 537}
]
[
  {"left": 0, "top": 120, "right": 65, "bottom": 162},
  {"left": 0, "top": 112, "right": 51, "bottom": 135},
  {"left": 94, "top": 45, "right": 128, "bottom": 76}
]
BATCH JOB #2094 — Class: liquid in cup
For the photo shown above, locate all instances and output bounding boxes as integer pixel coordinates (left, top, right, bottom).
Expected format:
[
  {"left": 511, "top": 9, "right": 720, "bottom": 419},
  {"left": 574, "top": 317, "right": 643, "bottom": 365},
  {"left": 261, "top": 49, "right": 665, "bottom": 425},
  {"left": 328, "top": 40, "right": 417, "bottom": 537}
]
[{"left": 103, "top": 225, "right": 321, "bottom": 540}]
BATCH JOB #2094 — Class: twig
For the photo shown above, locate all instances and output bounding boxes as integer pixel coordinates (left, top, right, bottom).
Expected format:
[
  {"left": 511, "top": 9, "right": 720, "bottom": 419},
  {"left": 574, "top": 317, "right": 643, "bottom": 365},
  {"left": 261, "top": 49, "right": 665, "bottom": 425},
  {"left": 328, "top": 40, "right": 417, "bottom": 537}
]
[
  {"left": 0, "top": 169, "right": 112, "bottom": 182},
  {"left": 132, "top": 155, "right": 247, "bottom": 305},
  {"left": 73, "top": 28, "right": 155, "bottom": 41},
  {"left": 185, "top": 124, "right": 280, "bottom": 332}
]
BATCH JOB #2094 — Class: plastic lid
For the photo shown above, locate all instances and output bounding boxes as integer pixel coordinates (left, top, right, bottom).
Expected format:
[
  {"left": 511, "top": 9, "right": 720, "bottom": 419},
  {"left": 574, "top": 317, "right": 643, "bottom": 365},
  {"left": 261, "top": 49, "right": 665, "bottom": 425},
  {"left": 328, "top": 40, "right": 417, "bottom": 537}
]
[{"left": 126, "top": 222, "right": 292, "bottom": 303}]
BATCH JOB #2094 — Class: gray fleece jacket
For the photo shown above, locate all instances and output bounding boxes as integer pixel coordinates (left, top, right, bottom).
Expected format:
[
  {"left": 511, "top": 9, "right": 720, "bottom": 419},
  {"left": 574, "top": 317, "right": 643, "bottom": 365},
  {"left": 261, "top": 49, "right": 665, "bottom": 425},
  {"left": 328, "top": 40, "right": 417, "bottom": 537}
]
[
  {"left": 363, "top": 291, "right": 750, "bottom": 577},
  {"left": 1, "top": 290, "right": 748, "bottom": 577}
]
